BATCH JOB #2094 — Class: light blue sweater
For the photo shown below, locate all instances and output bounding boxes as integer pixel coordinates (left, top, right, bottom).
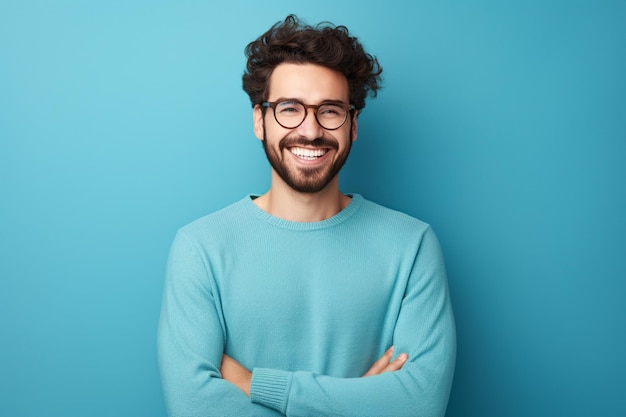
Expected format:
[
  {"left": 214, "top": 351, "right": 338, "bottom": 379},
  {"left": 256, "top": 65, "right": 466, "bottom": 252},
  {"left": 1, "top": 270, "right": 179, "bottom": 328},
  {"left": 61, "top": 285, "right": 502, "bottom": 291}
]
[{"left": 158, "top": 195, "right": 456, "bottom": 416}]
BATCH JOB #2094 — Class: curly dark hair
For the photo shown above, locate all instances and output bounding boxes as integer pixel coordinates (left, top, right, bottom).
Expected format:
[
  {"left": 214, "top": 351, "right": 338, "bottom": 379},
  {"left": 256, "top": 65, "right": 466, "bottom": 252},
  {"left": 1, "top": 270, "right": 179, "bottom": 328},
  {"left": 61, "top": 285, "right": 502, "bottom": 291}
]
[{"left": 242, "top": 15, "right": 382, "bottom": 111}]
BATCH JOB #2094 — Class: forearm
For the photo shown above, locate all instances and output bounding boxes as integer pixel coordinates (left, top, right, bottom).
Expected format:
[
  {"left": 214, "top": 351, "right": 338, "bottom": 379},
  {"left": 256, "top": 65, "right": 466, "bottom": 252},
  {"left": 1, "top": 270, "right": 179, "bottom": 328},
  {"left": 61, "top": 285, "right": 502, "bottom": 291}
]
[
  {"left": 250, "top": 227, "right": 456, "bottom": 417},
  {"left": 160, "top": 371, "right": 279, "bottom": 417},
  {"left": 158, "top": 232, "right": 283, "bottom": 417},
  {"left": 158, "top": 310, "right": 282, "bottom": 416},
  {"left": 250, "top": 347, "right": 455, "bottom": 417},
  {"left": 219, "top": 338, "right": 454, "bottom": 417}
]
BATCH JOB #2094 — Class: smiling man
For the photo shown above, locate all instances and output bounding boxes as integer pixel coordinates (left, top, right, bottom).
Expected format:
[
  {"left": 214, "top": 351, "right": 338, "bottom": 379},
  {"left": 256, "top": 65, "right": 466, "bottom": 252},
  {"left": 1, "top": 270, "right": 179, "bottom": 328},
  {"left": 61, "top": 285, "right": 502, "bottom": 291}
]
[
  {"left": 254, "top": 63, "right": 355, "bottom": 221},
  {"left": 158, "top": 15, "right": 456, "bottom": 417}
]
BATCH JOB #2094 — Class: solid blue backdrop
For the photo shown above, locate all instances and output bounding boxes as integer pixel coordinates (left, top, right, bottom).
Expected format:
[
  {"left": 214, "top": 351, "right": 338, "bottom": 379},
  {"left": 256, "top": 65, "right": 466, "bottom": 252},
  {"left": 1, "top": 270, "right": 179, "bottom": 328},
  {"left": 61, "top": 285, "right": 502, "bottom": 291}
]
[{"left": 1, "top": 1, "right": 624, "bottom": 416}]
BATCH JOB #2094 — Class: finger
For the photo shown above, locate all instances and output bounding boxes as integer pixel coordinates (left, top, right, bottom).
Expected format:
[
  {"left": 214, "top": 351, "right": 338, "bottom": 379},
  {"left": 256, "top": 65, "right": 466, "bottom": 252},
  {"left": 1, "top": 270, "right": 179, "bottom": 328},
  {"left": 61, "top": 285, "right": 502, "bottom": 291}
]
[
  {"left": 382, "top": 352, "right": 408, "bottom": 373},
  {"left": 363, "top": 346, "right": 395, "bottom": 377}
]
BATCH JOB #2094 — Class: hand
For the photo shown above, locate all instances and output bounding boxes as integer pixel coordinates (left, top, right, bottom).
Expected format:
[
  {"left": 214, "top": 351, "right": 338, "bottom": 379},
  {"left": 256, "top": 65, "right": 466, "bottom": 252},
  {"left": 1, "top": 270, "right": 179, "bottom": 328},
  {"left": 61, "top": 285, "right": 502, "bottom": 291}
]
[
  {"left": 363, "top": 346, "right": 408, "bottom": 377},
  {"left": 220, "top": 346, "right": 407, "bottom": 395},
  {"left": 220, "top": 354, "right": 252, "bottom": 397}
]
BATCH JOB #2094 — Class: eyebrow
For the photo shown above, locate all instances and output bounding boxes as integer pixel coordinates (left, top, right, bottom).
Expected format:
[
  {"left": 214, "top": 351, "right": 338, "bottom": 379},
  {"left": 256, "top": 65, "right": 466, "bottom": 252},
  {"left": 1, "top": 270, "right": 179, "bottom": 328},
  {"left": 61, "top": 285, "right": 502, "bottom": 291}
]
[{"left": 272, "top": 97, "right": 349, "bottom": 106}]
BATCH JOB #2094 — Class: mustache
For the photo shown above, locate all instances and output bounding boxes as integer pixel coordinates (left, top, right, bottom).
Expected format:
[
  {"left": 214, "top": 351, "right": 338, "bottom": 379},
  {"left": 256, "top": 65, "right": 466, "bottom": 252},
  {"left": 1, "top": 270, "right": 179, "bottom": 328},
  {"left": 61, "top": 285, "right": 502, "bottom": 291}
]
[{"left": 279, "top": 137, "right": 339, "bottom": 151}]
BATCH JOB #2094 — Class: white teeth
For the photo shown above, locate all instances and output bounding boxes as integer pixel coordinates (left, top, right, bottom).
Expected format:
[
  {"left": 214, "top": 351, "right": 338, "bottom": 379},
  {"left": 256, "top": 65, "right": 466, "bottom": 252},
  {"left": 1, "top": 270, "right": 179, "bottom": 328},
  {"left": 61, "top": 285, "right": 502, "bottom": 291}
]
[{"left": 289, "top": 147, "right": 327, "bottom": 159}]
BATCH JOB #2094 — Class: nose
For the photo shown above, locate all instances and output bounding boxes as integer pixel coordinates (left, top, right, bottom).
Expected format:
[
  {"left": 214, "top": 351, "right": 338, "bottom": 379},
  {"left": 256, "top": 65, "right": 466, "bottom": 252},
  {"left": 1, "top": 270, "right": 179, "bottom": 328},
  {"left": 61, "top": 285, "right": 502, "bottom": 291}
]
[{"left": 295, "top": 108, "right": 324, "bottom": 139}]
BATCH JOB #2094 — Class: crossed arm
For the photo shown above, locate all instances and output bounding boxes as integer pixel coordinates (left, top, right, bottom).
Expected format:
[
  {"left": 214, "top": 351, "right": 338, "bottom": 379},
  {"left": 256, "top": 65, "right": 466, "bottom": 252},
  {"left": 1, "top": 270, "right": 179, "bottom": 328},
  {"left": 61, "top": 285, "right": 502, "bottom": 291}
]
[
  {"left": 159, "top": 228, "right": 456, "bottom": 416},
  {"left": 220, "top": 346, "right": 409, "bottom": 397}
]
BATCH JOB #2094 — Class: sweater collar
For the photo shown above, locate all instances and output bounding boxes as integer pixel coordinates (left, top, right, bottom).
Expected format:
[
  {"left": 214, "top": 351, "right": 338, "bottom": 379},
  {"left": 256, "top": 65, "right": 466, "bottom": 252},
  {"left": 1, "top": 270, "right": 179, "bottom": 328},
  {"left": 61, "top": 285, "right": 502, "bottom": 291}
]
[{"left": 244, "top": 194, "right": 363, "bottom": 230}]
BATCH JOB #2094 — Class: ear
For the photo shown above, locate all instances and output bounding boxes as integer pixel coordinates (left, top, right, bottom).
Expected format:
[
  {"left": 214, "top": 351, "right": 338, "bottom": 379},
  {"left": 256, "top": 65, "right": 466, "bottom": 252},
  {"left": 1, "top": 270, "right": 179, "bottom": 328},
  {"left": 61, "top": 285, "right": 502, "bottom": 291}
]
[
  {"left": 350, "top": 110, "right": 358, "bottom": 142},
  {"left": 253, "top": 105, "right": 264, "bottom": 141}
]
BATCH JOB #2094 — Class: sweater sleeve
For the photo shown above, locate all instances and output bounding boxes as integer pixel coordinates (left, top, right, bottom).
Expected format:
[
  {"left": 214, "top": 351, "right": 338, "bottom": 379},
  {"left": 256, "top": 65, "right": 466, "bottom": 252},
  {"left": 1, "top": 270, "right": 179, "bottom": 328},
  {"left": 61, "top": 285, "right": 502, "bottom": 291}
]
[
  {"left": 157, "top": 231, "right": 282, "bottom": 417},
  {"left": 249, "top": 227, "right": 456, "bottom": 417}
]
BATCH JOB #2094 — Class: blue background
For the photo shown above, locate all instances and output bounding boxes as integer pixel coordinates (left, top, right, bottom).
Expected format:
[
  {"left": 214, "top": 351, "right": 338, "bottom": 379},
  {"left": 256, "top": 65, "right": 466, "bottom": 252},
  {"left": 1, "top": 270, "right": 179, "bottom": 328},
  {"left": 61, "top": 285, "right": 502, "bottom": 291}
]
[{"left": 1, "top": 1, "right": 624, "bottom": 416}]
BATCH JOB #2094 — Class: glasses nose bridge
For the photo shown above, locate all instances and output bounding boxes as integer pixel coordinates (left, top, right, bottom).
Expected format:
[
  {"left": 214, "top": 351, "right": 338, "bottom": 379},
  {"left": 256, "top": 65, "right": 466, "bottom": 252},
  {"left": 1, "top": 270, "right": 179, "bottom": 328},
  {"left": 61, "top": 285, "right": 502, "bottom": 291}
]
[{"left": 299, "top": 103, "right": 323, "bottom": 129}]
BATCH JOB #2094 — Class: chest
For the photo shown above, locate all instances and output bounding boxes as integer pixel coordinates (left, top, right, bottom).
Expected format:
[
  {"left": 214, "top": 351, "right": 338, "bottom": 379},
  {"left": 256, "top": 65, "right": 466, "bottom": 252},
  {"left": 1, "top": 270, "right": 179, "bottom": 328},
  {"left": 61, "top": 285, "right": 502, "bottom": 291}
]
[
  {"left": 224, "top": 250, "right": 398, "bottom": 327},
  {"left": 204, "top": 223, "right": 416, "bottom": 374}
]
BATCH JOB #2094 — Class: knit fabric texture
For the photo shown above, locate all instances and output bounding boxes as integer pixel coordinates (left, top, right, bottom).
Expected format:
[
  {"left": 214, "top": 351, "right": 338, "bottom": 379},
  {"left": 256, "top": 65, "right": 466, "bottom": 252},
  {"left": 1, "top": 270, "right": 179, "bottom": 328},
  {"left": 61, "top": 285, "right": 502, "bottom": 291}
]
[{"left": 158, "top": 195, "right": 456, "bottom": 416}]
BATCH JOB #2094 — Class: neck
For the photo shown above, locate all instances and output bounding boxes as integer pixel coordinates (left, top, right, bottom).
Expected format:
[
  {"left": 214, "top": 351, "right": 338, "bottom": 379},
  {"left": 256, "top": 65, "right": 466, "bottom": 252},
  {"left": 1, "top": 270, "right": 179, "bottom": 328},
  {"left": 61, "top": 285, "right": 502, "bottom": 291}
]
[{"left": 254, "top": 175, "right": 351, "bottom": 222}]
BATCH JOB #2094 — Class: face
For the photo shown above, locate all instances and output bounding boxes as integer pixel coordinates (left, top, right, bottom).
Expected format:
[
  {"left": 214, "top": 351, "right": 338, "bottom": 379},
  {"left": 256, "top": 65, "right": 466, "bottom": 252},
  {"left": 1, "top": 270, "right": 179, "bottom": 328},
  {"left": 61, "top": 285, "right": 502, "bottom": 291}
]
[{"left": 254, "top": 63, "right": 358, "bottom": 194}]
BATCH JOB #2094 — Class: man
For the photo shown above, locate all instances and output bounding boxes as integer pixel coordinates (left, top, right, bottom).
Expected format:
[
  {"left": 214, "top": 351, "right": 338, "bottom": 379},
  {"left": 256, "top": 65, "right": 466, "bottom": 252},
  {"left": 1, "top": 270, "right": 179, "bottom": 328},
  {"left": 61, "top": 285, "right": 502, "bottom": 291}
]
[{"left": 158, "top": 15, "right": 456, "bottom": 417}]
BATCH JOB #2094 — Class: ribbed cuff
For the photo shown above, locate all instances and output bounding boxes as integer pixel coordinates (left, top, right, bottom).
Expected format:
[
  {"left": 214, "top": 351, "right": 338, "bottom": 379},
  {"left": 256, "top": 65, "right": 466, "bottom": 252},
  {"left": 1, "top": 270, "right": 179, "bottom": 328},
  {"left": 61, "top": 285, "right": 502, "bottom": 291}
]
[{"left": 250, "top": 368, "right": 292, "bottom": 414}]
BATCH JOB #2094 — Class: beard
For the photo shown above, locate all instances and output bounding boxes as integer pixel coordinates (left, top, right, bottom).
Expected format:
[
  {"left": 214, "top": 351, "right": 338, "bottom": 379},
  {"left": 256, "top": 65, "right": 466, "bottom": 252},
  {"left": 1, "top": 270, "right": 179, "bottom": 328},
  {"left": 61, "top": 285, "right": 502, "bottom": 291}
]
[{"left": 262, "top": 128, "right": 353, "bottom": 194}]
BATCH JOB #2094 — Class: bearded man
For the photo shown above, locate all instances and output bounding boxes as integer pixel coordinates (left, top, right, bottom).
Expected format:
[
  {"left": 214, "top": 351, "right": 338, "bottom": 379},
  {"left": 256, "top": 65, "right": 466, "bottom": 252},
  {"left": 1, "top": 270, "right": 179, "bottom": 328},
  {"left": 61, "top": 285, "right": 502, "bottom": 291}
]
[{"left": 158, "top": 14, "right": 456, "bottom": 417}]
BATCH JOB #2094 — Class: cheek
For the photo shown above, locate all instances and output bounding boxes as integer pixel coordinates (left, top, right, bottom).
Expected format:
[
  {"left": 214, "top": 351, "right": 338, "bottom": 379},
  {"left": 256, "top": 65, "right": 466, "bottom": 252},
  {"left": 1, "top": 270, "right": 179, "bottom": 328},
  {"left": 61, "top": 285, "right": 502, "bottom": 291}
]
[
  {"left": 340, "top": 127, "right": 354, "bottom": 146},
  {"left": 262, "top": 118, "right": 293, "bottom": 142}
]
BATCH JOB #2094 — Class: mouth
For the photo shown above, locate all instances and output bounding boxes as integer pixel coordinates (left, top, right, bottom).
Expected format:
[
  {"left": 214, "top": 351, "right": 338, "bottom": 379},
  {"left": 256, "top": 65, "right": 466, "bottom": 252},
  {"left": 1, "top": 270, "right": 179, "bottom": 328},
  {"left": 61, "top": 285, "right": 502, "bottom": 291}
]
[{"left": 288, "top": 147, "right": 329, "bottom": 161}]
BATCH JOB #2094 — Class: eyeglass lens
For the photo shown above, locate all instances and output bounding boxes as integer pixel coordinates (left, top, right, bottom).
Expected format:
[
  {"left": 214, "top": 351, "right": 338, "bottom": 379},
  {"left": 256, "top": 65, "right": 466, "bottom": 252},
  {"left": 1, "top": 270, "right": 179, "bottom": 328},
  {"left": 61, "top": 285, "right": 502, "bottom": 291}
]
[{"left": 274, "top": 101, "right": 347, "bottom": 130}]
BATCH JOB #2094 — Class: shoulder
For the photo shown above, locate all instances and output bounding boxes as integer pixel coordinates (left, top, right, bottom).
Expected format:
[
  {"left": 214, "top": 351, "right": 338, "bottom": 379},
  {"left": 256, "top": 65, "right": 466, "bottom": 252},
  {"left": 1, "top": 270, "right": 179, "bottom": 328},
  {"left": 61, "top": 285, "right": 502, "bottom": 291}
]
[
  {"left": 351, "top": 197, "right": 445, "bottom": 267},
  {"left": 176, "top": 196, "right": 253, "bottom": 242},
  {"left": 345, "top": 196, "right": 442, "bottom": 254},
  {"left": 356, "top": 197, "right": 432, "bottom": 235}
]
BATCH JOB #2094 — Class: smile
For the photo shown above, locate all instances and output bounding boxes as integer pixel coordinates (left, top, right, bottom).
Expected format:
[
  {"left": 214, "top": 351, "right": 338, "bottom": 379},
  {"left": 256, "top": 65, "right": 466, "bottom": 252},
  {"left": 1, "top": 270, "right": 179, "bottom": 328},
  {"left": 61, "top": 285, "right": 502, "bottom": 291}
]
[{"left": 289, "top": 147, "right": 328, "bottom": 160}]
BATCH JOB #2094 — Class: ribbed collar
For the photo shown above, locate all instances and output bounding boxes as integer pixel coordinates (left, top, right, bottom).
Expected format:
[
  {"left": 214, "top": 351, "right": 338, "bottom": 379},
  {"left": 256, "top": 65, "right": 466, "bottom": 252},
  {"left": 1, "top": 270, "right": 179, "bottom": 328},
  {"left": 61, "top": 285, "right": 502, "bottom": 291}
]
[{"left": 243, "top": 194, "right": 364, "bottom": 231}]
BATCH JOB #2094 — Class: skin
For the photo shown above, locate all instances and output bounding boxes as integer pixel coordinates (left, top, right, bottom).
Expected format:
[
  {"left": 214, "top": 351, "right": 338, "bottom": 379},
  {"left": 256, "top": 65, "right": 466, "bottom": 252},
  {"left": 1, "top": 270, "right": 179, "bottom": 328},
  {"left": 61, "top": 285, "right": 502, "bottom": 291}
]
[
  {"left": 220, "top": 62, "right": 408, "bottom": 395},
  {"left": 252, "top": 63, "right": 357, "bottom": 222},
  {"left": 222, "top": 347, "right": 408, "bottom": 397}
]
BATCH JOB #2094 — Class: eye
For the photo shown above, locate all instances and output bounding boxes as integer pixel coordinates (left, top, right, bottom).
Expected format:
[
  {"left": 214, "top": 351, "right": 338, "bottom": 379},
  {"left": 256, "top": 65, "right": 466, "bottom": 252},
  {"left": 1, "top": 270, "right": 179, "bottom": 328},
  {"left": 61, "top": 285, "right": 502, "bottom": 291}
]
[
  {"left": 276, "top": 101, "right": 303, "bottom": 115},
  {"left": 318, "top": 104, "right": 343, "bottom": 117}
]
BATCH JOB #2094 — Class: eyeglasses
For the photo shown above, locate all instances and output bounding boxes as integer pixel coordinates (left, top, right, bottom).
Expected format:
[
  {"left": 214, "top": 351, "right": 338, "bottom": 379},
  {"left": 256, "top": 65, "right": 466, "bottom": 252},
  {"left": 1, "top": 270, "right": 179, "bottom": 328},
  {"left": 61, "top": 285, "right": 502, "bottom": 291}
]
[{"left": 261, "top": 100, "right": 355, "bottom": 130}]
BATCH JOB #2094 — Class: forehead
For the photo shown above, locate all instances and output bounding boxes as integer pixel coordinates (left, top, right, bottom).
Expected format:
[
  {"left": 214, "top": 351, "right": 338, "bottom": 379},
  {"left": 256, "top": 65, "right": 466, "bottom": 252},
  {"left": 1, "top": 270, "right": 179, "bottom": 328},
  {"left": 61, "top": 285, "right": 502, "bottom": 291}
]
[{"left": 267, "top": 63, "right": 349, "bottom": 103}]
